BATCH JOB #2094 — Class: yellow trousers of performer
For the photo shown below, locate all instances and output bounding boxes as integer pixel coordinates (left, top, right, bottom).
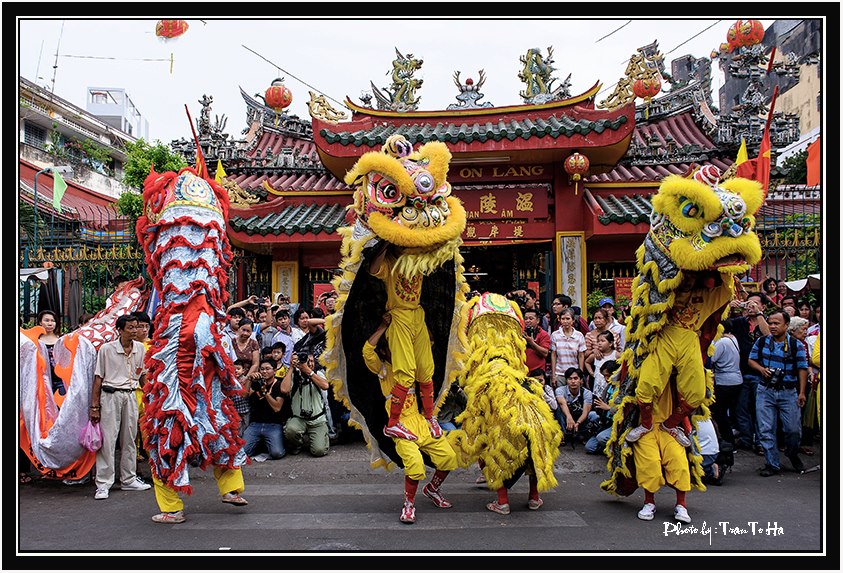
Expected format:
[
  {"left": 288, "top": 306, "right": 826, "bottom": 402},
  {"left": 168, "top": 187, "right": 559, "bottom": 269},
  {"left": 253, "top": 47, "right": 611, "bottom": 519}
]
[
  {"left": 363, "top": 341, "right": 456, "bottom": 480},
  {"left": 632, "top": 426, "right": 691, "bottom": 493},
  {"left": 385, "top": 307, "right": 435, "bottom": 390},
  {"left": 636, "top": 325, "right": 706, "bottom": 407},
  {"left": 153, "top": 467, "right": 245, "bottom": 513}
]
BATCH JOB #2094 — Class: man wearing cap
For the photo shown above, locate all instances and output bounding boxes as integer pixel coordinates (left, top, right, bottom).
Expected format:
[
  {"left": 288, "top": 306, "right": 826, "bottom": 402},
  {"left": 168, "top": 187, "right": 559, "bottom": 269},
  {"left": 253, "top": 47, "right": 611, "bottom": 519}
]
[{"left": 591, "top": 297, "right": 626, "bottom": 354}]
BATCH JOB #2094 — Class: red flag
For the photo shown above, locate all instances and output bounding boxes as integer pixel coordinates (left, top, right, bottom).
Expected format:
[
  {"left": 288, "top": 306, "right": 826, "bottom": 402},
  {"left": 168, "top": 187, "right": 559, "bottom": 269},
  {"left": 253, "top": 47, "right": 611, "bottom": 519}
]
[
  {"left": 806, "top": 137, "right": 821, "bottom": 186},
  {"left": 736, "top": 158, "right": 756, "bottom": 180}
]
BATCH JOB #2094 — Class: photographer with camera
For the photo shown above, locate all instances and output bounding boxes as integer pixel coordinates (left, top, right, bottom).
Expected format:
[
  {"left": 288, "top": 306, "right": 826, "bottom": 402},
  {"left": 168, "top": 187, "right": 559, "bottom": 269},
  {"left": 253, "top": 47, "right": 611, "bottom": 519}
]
[
  {"left": 243, "top": 357, "right": 286, "bottom": 462},
  {"left": 279, "top": 352, "right": 330, "bottom": 457},
  {"left": 747, "top": 310, "right": 809, "bottom": 477}
]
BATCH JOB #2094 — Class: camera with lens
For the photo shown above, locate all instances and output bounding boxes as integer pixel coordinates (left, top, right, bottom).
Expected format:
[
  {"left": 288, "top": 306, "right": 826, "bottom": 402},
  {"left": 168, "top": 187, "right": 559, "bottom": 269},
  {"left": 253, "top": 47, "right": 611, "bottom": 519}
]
[
  {"left": 769, "top": 367, "right": 785, "bottom": 387},
  {"left": 296, "top": 352, "right": 309, "bottom": 364}
]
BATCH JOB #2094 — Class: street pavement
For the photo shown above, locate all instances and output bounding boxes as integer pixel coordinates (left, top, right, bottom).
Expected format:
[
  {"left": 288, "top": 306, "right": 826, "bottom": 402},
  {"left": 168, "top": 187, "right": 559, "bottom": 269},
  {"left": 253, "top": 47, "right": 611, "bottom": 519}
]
[{"left": 14, "top": 433, "right": 829, "bottom": 563}]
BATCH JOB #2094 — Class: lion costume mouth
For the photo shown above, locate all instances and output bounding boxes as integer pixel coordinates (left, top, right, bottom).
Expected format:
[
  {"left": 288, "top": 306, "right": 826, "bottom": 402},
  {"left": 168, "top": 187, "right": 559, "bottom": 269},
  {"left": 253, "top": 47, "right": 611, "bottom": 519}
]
[{"left": 367, "top": 197, "right": 466, "bottom": 249}]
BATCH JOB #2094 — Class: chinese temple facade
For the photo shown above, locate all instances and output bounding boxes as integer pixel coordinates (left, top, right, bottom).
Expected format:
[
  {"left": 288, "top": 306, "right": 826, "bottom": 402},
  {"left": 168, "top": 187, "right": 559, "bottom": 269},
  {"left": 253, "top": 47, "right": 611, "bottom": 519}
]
[{"left": 173, "top": 39, "right": 812, "bottom": 311}]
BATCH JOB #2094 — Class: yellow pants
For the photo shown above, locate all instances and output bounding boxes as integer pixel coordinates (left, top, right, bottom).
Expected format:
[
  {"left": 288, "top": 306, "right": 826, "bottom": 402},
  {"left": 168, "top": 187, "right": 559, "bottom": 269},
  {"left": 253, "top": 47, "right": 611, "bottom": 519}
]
[
  {"left": 385, "top": 307, "right": 434, "bottom": 390},
  {"left": 636, "top": 325, "right": 706, "bottom": 407},
  {"left": 632, "top": 426, "right": 691, "bottom": 493},
  {"left": 395, "top": 423, "right": 458, "bottom": 481},
  {"left": 153, "top": 467, "right": 244, "bottom": 513}
]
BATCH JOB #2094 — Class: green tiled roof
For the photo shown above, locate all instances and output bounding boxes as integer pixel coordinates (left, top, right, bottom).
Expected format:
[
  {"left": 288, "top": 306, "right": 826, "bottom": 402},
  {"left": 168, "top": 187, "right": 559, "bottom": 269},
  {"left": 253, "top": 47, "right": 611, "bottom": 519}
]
[
  {"left": 594, "top": 194, "right": 653, "bottom": 225},
  {"left": 229, "top": 203, "right": 347, "bottom": 236},
  {"left": 320, "top": 114, "right": 629, "bottom": 147}
]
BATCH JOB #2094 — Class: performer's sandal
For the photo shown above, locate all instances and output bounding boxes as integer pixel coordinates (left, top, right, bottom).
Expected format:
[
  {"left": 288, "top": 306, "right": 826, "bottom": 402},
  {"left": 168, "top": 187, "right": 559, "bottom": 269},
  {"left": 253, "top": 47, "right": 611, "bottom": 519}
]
[
  {"left": 152, "top": 510, "right": 186, "bottom": 524},
  {"left": 222, "top": 492, "right": 249, "bottom": 506},
  {"left": 486, "top": 501, "right": 510, "bottom": 515}
]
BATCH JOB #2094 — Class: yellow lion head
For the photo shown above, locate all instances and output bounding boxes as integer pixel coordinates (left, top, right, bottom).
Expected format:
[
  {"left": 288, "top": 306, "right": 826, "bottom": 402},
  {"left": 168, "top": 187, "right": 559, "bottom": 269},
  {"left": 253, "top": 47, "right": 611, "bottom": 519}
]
[
  {"left": 648, "top": 166, "right": 764, "bottom": 273},
  {"left": 344, "top": 134, "right": 466, "bottom": 250}
]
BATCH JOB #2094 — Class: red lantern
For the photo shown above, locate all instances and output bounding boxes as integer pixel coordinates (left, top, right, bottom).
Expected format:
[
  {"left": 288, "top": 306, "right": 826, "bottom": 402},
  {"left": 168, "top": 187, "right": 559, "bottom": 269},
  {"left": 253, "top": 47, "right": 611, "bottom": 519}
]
[
  {"left": 633, "top": 77, "right": 661, "bottom": 120},
  {"left": 264, "top": 78, "right": 293, "bottom": 113},
  {"left": 564, "top": 152, "right": 589, "bottom": 195},
  {"left": 726, "top": 21, "right": 741, "bottom": 52},
  {"left": 155, "top": 20, "right": 189, "bottom": 75},
  {"left": 737, "top": 19, "right": 765, "bottom": 47},
  {"left": 155, "top": 20, "right": 189, "bottom": 41}
]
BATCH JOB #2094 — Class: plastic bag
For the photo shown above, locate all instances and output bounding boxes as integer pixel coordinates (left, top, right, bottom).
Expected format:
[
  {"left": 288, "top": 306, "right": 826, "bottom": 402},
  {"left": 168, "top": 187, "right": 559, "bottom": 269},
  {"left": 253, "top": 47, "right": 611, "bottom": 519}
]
[{"left": 79, "top": 420, "right": 103, "bottom": 452}]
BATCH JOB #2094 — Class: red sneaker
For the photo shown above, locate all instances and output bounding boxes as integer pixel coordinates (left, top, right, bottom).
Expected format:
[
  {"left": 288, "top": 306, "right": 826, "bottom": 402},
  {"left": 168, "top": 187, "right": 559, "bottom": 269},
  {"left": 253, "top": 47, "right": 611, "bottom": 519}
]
[
  {"left": 427, "top": 417, "right": 443, "bottom": 439},
  {"left": 384, "top": 422, "right": 418, "bottom": 441},
  {"left": 399, "top": 501, "right": 416, "bottom": 524},
  {"left": 422, "top": 483, "right": 452, "bottom": 508}
]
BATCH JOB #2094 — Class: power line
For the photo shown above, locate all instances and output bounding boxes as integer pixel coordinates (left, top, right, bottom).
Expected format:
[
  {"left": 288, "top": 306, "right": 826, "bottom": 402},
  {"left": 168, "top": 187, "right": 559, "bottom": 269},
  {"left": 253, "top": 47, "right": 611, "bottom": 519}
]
[
  {"left": 60, "top": 54, "right": 171, "bottom": 62},
  {"left": 663, "top": 20, "right": 723, "bottom": 56},
  {"left": 596, "top": 20, "right": 632, "bottom": 43},
  {"left": 241, "top": 44, "right": 346, "bottom": 110},
  {"left": 600, "top": 20, "right": 726, "bottom": 97}
]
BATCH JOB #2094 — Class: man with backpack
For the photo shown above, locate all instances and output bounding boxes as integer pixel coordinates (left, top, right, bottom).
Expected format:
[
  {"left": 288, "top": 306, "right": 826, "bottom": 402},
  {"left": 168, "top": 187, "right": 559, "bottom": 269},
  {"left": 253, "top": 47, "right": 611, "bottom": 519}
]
[{"left": 747, "top": 311, "right": 809, "bottom": 477}]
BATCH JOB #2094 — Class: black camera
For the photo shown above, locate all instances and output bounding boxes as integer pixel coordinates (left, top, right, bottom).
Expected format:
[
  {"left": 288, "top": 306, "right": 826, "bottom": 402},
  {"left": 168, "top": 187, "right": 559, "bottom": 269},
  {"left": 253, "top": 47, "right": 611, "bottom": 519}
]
[
  {"left": 769, "top": 367, "right": 785, "bottom": 386},
  {"left": 525, "top": 326, "right": 537, "bottom": 338},
  {"left": 296, "top": 352, "right": 309, "bottom": 364}
]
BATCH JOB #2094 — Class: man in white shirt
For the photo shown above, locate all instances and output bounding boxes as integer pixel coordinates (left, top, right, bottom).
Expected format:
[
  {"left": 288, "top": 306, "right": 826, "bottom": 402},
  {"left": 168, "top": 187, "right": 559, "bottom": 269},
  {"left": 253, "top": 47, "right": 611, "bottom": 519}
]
[{"left": 89, "top": 314, "right": 151, "bottom": 500}]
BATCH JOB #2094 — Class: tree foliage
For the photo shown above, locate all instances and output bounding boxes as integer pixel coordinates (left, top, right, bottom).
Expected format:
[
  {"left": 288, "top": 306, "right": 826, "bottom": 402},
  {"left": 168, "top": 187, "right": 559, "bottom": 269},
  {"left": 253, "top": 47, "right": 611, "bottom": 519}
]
[
  {"left": 121, "top": 139, "right": 187, "bottom": 190},
  {"left": 781, "top": 149, "right": 808, "bottom": 185}
]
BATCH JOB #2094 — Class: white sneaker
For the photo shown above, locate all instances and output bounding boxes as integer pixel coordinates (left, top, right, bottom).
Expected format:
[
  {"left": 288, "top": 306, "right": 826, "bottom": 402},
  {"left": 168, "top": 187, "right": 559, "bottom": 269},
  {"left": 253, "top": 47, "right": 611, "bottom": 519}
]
[
  {"left": 121, "top": 476, "right": 151, "bottom": 491},
  {"left": 252, "top": 453, "right": 270, "bottom": 463},
  {"left": 625, "top": 425, "right": 652, "bottom": 444},
  {"left": 637, "top": 502, "right": 656, "bottom": 521},
  {"left": 94, "top": 487, "right": 109, "bottom": 500},
  {"left": 674, "top": 504, "right": 691, "bottom": 523}
]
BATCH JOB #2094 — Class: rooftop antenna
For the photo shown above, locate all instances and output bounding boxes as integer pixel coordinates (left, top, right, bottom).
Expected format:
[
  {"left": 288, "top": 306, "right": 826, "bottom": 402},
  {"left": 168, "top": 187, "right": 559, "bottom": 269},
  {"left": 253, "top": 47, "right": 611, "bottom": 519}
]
[
  {"left": 50, "top": 20, "right": 65, "bottom": 94},
  {"left": 34, "top": 39, "right": 44, "bottom": 83}
]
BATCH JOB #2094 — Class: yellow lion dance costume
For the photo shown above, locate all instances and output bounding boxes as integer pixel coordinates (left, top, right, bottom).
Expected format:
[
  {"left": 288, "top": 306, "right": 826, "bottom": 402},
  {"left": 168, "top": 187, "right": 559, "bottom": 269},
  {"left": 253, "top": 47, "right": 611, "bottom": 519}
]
[
  {"left": 601, "top": 165, "right": 764, "bottom": 523},
  {"left": 322, "top": 134, "right": 469, "bottom": 471},
  {"left": 447, "top": 293, "right": 561, "bottom": 514}
]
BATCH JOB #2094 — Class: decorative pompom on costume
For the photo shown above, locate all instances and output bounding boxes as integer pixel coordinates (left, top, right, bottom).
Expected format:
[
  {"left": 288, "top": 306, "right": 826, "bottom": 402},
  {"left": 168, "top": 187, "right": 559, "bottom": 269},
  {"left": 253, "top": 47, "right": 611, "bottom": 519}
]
[
  {"left": 446, "top": 293, "right": 561, "bottom": 493},
  {"left": 601, "top": 167, "right": 764, "bottom": 498},
  {"left": 322, "top": 134, "right": 469, "bottom": 471}
]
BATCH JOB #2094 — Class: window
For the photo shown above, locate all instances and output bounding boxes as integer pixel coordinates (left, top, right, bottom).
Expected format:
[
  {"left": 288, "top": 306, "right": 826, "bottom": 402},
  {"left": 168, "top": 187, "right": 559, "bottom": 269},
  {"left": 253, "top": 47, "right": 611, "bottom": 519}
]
[{"left": 23, "top": 122, "right": 47, "bottom": 148}]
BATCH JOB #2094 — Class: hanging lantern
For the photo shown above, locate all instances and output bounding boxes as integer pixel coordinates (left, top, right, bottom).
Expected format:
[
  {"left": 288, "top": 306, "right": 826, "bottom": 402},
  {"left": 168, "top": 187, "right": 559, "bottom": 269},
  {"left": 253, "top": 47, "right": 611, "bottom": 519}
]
[
  {"left": 633, "top": 76, "right": 661, "bottom": 120},
  {"left": 736, "top": 19, "right": 765, "bottom": 47},
  {"left": 726, "top": 21, "right": 742, "bottom": 52},
  {"left": 155, "top": 20, "right": 190, "bottom": 74},
  {"left": 264, "top": 78, "right": 293, "bottom": 125},
  {"left": 155, "top": 19, "right": 189, "bottom": 41},
  {"left": 564, "top": 152, "right": 589, "bottom": 195}
]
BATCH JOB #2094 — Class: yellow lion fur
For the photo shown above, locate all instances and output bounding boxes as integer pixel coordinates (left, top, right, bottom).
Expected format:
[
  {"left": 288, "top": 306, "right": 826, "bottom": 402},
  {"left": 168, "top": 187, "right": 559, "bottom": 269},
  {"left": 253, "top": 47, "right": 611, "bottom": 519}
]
[{"left": 446, "top": 305, "right": 561, "bottom": 492}]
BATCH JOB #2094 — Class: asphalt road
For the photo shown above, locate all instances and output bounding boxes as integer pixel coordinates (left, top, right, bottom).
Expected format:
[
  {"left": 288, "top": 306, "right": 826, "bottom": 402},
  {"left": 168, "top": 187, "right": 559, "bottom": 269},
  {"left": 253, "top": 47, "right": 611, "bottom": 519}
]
[{"left": 14, "top": 434, "right": 831, "bottom": 565}]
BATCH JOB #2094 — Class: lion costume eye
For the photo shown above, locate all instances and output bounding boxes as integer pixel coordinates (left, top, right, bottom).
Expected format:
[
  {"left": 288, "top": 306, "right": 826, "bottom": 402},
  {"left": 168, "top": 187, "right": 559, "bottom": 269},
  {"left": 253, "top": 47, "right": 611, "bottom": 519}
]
[
  {"left": 679, "top": 197, "right": 702, "bottom": 219},
  {"left": 370, "top": 174, "right": 405, "bottom": 206}
]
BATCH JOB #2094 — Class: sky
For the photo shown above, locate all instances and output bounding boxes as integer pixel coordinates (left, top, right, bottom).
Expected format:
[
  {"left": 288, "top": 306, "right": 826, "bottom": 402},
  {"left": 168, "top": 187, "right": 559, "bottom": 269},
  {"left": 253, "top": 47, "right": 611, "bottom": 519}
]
[{"left": 17, "top": 16, "right": 781, "bottom": 145}]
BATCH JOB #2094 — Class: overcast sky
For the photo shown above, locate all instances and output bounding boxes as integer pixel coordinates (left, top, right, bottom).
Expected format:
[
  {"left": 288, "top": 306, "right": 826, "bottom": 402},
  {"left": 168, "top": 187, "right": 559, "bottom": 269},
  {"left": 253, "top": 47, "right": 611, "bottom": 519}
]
[{"left": 17, "top": 17, "right": 779, "bottom": 145}]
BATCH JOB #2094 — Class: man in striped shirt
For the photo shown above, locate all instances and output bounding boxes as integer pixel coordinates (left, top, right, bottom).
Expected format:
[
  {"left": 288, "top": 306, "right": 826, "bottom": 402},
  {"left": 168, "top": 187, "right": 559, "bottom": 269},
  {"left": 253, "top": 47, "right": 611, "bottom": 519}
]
[{"left": 747, "top": 311, "right": 809, "bottom": 476}]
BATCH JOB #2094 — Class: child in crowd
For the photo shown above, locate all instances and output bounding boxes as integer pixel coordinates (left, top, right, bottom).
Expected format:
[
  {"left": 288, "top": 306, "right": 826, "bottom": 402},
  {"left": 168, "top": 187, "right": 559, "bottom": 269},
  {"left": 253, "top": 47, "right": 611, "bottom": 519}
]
[
  {"left": 231, "top": 360, "right": 251, "bottom": 437},
  {"left": 585, "top": 360, "right": 620, "bottom": 455},
  {"left": 587, "top": 331, "right": 620, "bottom": 398}
]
